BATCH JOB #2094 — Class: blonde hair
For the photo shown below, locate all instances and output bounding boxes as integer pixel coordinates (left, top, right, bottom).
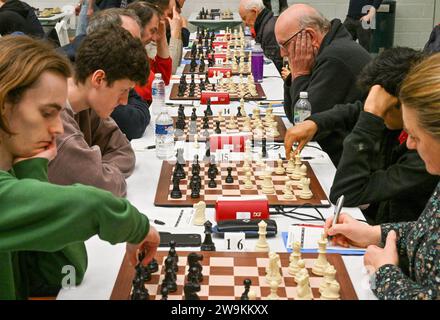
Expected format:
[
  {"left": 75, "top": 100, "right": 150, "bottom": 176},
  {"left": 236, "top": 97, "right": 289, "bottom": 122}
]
[
  {"left": 400, "top": 53, "right": 440, "bottom": 141},
  {"left": 0, "top": 36, "right": 72, "bottom": 134}
]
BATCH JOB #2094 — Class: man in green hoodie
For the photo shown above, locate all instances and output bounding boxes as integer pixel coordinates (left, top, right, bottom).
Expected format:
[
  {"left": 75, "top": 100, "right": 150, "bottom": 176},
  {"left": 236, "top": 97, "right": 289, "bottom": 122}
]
[{"left": 0, "top": 33, "right": 159, "bottom": 300}]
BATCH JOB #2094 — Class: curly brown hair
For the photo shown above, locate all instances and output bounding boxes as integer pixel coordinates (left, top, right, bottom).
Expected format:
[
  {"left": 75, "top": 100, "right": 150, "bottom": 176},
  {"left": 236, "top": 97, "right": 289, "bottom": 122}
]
[{"left": 75, "top": 26, "right": 149, "bottom": 86}]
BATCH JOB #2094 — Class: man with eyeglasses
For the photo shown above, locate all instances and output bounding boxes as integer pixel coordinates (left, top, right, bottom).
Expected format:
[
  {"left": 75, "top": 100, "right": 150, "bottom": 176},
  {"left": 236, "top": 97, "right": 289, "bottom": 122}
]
[
  {"left": 239, "top": 0, "right": 283, "bottom": 72},
  {"left": 275, "top": 4, "right": 371, "bottom": 165}
]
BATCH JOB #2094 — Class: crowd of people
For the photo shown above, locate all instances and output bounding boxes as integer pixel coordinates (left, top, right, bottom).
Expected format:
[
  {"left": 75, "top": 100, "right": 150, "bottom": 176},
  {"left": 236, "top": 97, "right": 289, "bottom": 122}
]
[{"left": 0, "top": 0, "right": 438, "bottom": 300}]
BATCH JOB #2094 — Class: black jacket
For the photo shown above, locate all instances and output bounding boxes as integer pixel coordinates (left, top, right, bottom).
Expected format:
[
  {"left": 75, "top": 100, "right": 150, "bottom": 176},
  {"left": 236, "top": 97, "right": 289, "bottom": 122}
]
[
  {"left": 254, "top": 8, "right": 283, "bottom": 72},
  {"left": 0, "top": 0, "right": 44, "bottom": 38},
  {"left": 263, "top": 0, "right": 288, "bottom": 15},
  {"left": 0, "top": 10, "right": 27, "bottom": 35},
  {"left": 310, "top": 103, "right": 439, "bottom": 225},
  {"left": 59, "top": 35, "right": 151, "bottom": 140},
  {"left": 284, "top": 19, "right": 371, "bottom": 165}
]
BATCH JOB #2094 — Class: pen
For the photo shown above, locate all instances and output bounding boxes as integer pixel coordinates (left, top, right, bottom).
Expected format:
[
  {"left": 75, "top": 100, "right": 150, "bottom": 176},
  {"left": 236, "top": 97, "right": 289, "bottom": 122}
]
[
  {"left": 328, "top": 195, "right": 344, "bottom": 241},
  {"left": 149, "top": 218, "right": 165, "bottom": 225}
]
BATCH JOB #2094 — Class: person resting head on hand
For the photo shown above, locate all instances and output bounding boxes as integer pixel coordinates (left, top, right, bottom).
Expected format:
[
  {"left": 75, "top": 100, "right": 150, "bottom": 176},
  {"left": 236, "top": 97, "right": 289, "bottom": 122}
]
[
  {"left": 324, "top": 53, "right": 440, "bottom": 300},
  {"left": 0, "top": 35, "right": 159, "bottom": 300}
]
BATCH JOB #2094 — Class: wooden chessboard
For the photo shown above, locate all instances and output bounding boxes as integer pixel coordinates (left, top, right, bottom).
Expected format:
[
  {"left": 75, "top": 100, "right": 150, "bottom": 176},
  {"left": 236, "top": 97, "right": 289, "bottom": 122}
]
[
  {"left": 110, "top": 251, "right": 358, "bottom": 300},
  {"left": 172, "top": 115, "right": 287, "bottom": 142},
  {"left": 169, "top": 83, "right": 266, "bottom": 101},
  {"left": 184, "top": 51, "right": 250, "bottom": 61},
  {"left": 154, "top": 160, "right": 331, "bottom": 207},
  {"left": 183, "top": 64, "right": 251, "bottom": 76}
]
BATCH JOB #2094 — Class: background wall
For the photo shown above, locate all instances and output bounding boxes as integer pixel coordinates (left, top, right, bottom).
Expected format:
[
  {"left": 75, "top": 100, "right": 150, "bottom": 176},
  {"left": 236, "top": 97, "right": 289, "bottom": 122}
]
[{"left": 27, "top": 0, "right": 438, "bottom": 50}]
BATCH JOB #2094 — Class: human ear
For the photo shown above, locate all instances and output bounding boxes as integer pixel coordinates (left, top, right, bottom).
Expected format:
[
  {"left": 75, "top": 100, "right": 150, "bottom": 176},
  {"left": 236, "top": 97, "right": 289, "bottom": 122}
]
[{"left": 90, "top": 70, "right": 106, "bottom": 88}]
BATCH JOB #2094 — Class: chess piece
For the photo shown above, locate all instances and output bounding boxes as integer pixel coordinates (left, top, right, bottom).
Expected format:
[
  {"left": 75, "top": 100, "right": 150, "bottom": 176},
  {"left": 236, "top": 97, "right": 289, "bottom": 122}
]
[
  {"left": 267, "top": 280, "right": 280, "bottom": 300},
  {"left": 320, "top": 265, "right": 341, "bottom": 300},
  {"left": 275, "top": 158, "right": 285, "bottom": 175},
  {"left": 184, "top": 281, "right": 201, "bottom": 300},
  {"left": 206, "top": 99, "right": 213, "bottom": 116},
  {"left": 240, "top": 279, "right": 252, "bottom": 300},
  {"left": 248, "top": 290, "right": 257, "bottom": 300},
  {"left": 288, "top": 241, "right": 302, "bottom": 275},
  {"left": 312, "top": 233, "right": 330, "bottom": 276},
  {"left": 170, "top": 177, "right": 182, "bottom": 199},
  {"left": 214, "top": 120, "right": 221, "bottom": 134},
  {"left": 261, "top": 138, "right": 267, "bottom": 158},
  {"left": 261, "top": 172, "right": 275, "bottom": 194},
  {"left": 286, "top": 153, "right": 295, "bottom": 174},
  {"left": 225, "top": 167, "right": 234, "bottom": 183},
  {"left": 294, "top": 260, "right": 307, "bottom": 282},
  {"left": 201, "top": 220, "right": 216, "bottom": 251},
  {"left": 282, "top": 180, "right": 294, "bottom": 200},
  {"left": 296, "top": 271, "right": 313, "bottom": 300},
  {"left": 187, "top": 252, "right": 204, "bottom": 282},
  {"left": 299, "top": 177, "right": 313, "bottom": 199},
  {"left": 244, "top": 171, "right": 253, "bottom": 189},
  {"left": 255, "top": 220, "right": 270, "bottom": 252},
  {"left": 147, "top": 258, "right": 159, "bottom": 273},
  {"left": 194, "top": 134, "right": 200, "bottom": 149},
  {"left": 160, "top": 286, "right": 169, "bottom": 300},
  {"left": 193, "top": 201, "right": 207, "bottom": 226},
  {"left": 265, "top": 252, "right": 282, "bottom": 285}
]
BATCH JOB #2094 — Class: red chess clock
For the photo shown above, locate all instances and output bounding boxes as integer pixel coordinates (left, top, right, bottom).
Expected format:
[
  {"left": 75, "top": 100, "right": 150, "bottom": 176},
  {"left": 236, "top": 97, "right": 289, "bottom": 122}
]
[
  {"left": 209, "top": 133, "right": 251, "bottom": 152},
  {"left": 200, "top": 91, "right": 230, "bottom": 104},
  {"left": 212, "top": 41, "right": 228, "bottom": 48},
  {"left": 207, "top": 67, "right": 232, "bottom": 78},
  {"left": 215, "top": 196, "right": 270, "bottom": 221}
]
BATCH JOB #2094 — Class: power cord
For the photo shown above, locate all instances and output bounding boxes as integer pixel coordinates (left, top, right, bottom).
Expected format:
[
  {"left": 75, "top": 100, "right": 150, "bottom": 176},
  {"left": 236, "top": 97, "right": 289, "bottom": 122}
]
[{"left": 270, "top": 205, "right": 326, "bottom": 222}]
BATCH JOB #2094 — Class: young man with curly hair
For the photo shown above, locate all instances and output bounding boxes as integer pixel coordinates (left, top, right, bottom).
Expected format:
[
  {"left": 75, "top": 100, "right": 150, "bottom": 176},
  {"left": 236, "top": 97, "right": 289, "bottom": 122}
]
[{"left": 48, "top": 26, "right": 149, "bottom": 197}]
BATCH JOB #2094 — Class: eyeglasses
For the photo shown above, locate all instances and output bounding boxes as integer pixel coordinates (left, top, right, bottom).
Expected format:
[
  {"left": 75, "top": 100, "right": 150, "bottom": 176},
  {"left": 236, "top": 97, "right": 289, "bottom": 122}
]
[{"left": 278, "top": 28, "right": 304, "bottom": 50}]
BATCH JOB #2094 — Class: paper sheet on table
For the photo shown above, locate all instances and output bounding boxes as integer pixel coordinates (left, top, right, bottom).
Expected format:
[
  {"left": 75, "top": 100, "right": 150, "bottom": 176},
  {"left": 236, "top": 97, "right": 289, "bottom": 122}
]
[{"left": 283, "top": 225, "right": 365, "bottom": 255}]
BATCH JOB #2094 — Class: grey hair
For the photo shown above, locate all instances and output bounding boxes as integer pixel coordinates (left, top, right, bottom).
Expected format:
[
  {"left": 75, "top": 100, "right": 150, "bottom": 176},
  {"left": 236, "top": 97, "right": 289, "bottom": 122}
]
[
  {"left": 243, "top": 0, "right": 265, "bottom": 11},
  {"left": 86, "top": 8, "right": 141, "bottom": 35},
  {"left": 298, "top": 9, "right": 330, "bottom": 33}
]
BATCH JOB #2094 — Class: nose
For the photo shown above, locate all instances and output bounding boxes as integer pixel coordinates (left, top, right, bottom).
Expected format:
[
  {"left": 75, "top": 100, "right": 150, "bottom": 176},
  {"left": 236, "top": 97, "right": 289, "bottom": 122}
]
[
  {"left": 406, "top": 135, "right": 416, "bottom": 150},
  {"left": 51, "top": 114, "right": 64, "bottom": 136},
  {"left": 119, "top": 91, "right": 129, "bottom": 106}
]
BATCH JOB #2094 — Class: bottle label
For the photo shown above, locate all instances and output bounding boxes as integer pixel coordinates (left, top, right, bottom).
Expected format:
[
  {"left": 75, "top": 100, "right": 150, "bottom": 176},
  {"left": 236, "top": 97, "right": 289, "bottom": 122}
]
[
  {"left": 152, "top": 87, "right": 158, "bottom": 96},
  {"left": 155, "top": 124, "right": 173, "bottom": 135}
]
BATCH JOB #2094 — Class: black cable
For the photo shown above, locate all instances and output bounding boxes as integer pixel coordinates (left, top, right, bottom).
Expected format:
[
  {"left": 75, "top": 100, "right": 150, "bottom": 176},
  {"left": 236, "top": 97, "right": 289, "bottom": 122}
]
[{"left": 269, "top": 205, "right": 326, "bottom": 222}]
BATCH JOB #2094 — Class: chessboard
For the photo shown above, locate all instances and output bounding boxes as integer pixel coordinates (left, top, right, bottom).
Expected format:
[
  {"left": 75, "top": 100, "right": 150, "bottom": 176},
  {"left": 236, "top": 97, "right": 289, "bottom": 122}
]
[
  {"left": 184, "top": 50, "right": 250, "bottom": 61},
  {"left": 172, "top": 115, "right": 287, "bottom": 142},
  {"left": 183, "top": 63, "right": 251, "bottom": 76},
  {"left": 169, "top": 83, "right": 266, "bottom": 101},
  {"left": 154, "top": 160, "right": 331, "bottom": 207},
  {"left": 110, "top": 251, "right": 358, "bottom": 300}
]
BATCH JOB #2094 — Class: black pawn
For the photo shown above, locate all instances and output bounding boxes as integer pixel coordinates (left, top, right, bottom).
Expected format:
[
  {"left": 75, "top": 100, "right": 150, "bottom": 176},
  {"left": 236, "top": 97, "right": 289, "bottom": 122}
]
[
  {"left": 225, "top": 167, "right": 234, "bottom": 183},
  {"left": 184, "top": 282, "right": 201, "bottom": 300},
  {"left": 191, "top": 107, "right": 197, "bottom": 121},
  {"left": 191, "top": 185, "right": 200, "bottom": 198},
  {"left": 170, "top": 177, "right": 182, "bottom": 199},
  {"left": 206, "top": 99, "right": 213, "bottom": 116},
  {"left": 237, "top": 106, "right": 243, "bottom": 117},
  {"left": 261, "top": 138, "right": 267, "bottom": 158},
  {"left": 160, "top": 286, "right": 169, "bottom": 300},
  {"left": 148, "top": 258, "right": 159, "bottom": 273},
  {"left": 208, "top": 175, "right": 217, "bottom": 188},
  {"left": 201, "top": 220, "right": 216, "bottom": 251},
  {"left": 214, "top": 120, "right": 221, "bottom": 134},
  {"left": 240, "top": 279, "right": 252, "bottom": 300}
]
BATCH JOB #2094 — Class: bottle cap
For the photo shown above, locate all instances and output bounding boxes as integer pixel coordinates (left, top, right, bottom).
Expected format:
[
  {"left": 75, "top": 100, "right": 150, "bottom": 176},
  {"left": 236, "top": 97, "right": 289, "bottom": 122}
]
[
  {"left": 155, "top": 73, "right": 162, "bottom": 79},
  {"left": 299, "top": 92, "right": 308, "bottom": 99}
]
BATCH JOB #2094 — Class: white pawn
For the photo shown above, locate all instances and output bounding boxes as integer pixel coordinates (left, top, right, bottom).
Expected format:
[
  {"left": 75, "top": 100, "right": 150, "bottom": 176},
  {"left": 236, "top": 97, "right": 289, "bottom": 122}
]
[
  {"left": 296, "top": 272, "right": 313, "bottom": 300},
  {"left": 320, "top": 265, "right": 341, "bottom": 300},
  {"left": 244, "top": 171, "right": 253, "bottom": 189},
  {"left": 193, "top": 201, "right": 206, "bottom": 226},
  {"left": 294, "top": 259, "right": 307, "bottom": 282},
  {"left": 299, "top": 163, "right": 307, "bottom": 177},
  {"left": 283, "top": 180, "right": 294, "bottom": 200},
  {"left": 312, "top": 233, "right": 330, "bottom": 276},
  {"left": 262, "top": 172, "right": 275, "bottom": 194},
  {"left": 265, "top": 252, "right": 282, "bottom": 285},
  {"left": 255, "top": 220, "right": 270, "bottom": 252},
  {"left": 288, "top": 241, "right": 302, "bottom": 275},
  {"left": 266, "top": 280, "right": 280, "bottom": 300},
  {"left": 275, "top": 158, "right": 285, "bottom": 175},
  {"left": 193, "top": 134, "right": 200, "bottom": 149},
  {"left": 248, "top": 290, "right": 257, "bottom": 300},
  {"left": 299, "top": 177, "right": 313, "bottom": 199}
]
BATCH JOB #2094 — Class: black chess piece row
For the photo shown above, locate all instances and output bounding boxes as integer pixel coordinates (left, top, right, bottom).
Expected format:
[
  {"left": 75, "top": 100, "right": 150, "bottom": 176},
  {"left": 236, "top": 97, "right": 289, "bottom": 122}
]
[{"left": 130, "top": 252, "right": 159, "bottom": 300}]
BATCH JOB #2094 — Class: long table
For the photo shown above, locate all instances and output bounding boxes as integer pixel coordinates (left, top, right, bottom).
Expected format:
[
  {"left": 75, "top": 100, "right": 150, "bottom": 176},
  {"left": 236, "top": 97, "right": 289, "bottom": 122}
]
[{"left": 56, "top": 53, "right": 376, "bottom": 300}]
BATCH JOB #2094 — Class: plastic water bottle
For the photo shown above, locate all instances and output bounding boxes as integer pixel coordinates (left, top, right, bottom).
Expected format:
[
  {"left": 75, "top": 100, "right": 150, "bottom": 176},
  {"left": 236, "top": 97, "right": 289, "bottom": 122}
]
[
  {"left": 151, "top": 73, "right": 165, "bottom": 117},
  {"left": 251, "top": 43, "right": 264, "bottom": 83},
  {"left": 294, "top": 92, "right": 312, "bottom": 125},
  {"left": 155, "top": 109, "right": 174, "bottom": 159}
]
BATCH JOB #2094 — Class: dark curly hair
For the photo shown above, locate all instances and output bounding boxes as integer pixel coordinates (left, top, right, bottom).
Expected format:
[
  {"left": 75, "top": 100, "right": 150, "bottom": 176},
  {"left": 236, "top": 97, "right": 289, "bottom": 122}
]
[
  {"left": 127, "top": 1, "right": 161, "bottom": 28},
  {"left": 357, "top": 47, "right": 426, "bottom": 97},
  {"left": 75, "top": 26, "right": 149, "bottom": 86}
]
